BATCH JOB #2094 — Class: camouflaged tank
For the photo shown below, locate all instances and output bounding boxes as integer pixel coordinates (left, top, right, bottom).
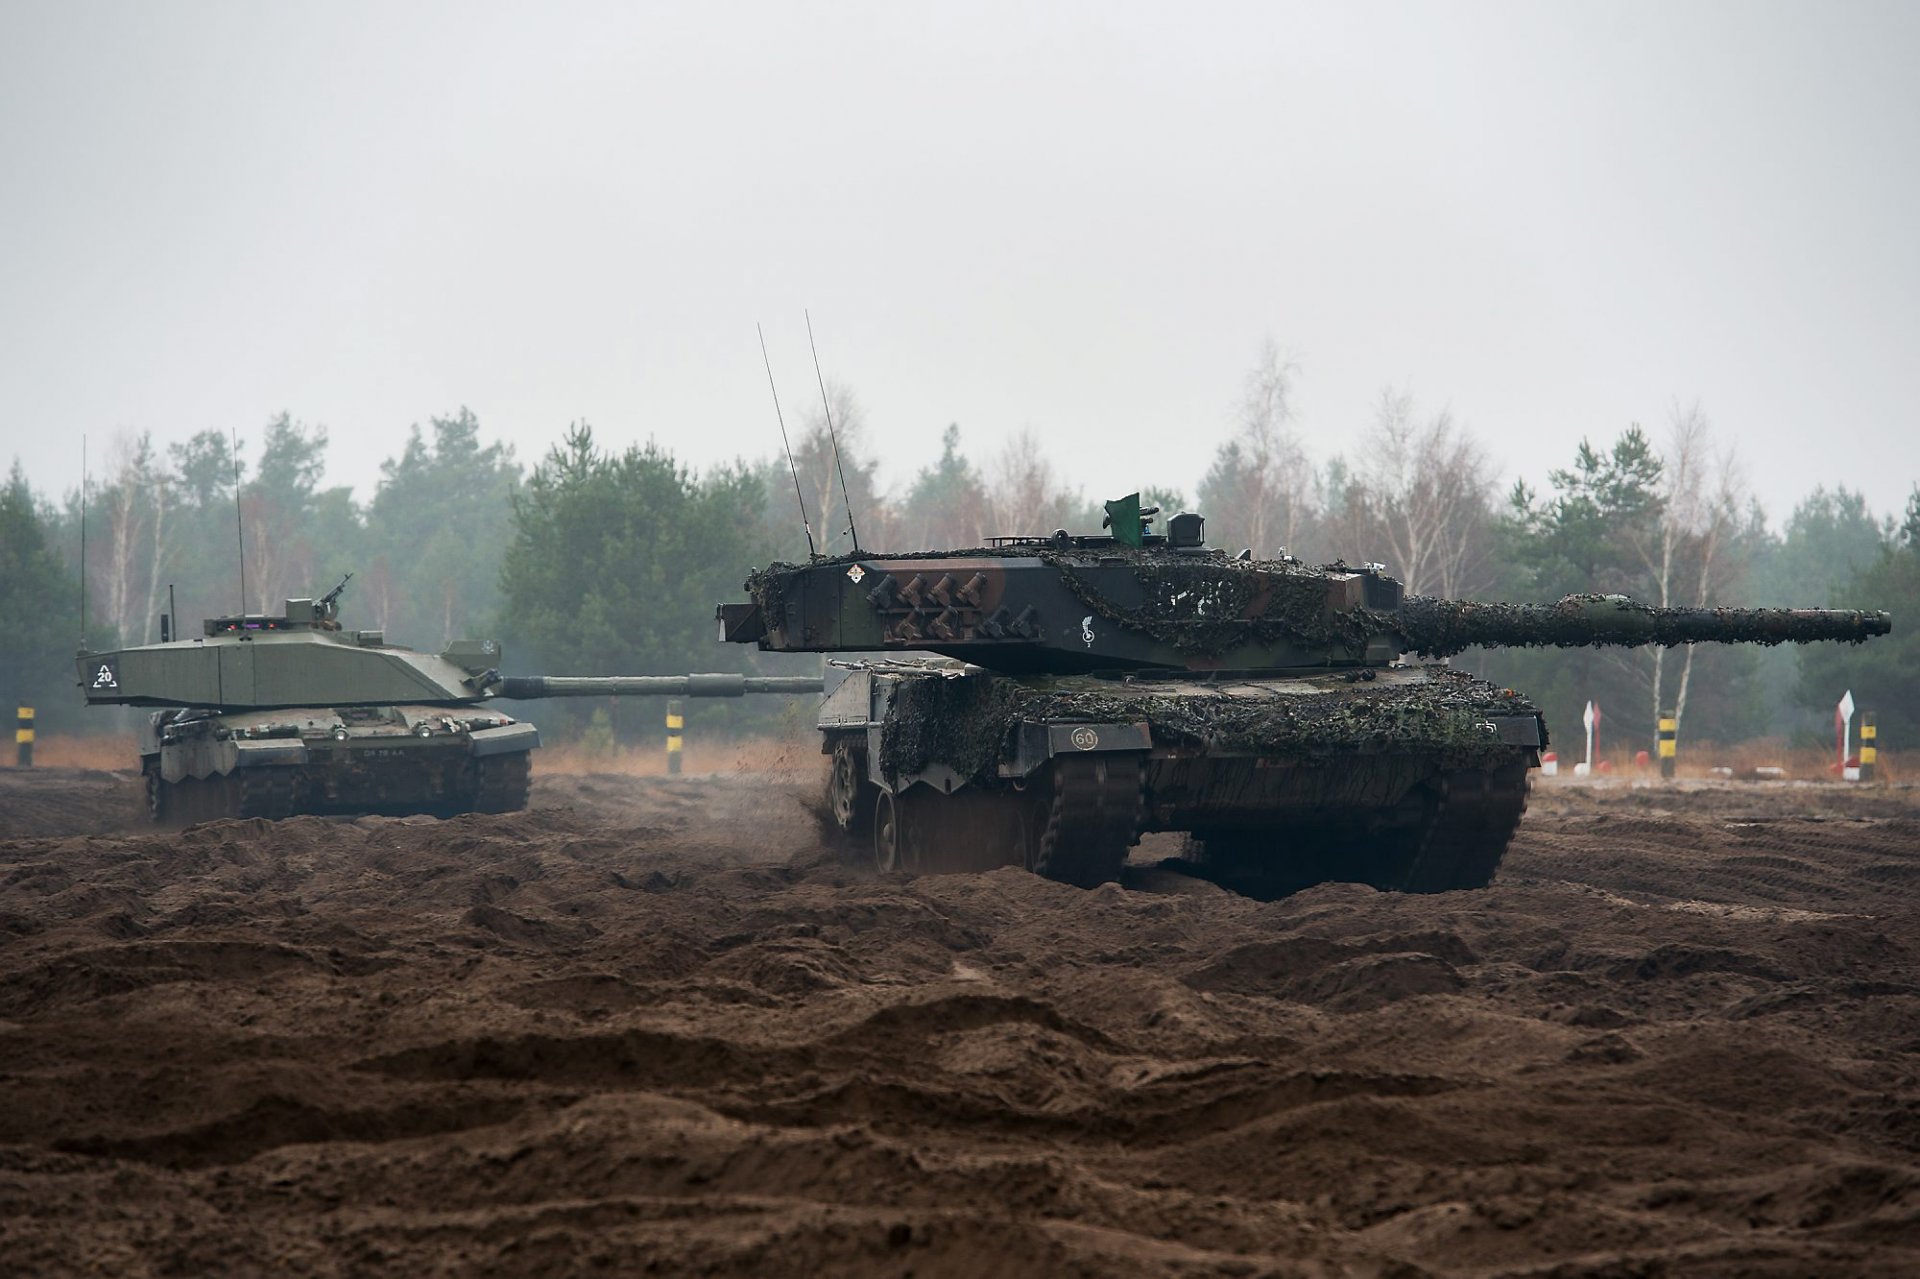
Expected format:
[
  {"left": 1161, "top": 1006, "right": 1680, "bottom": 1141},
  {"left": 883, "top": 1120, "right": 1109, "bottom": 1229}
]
[
  {"left": 79, "top": 579, "right": 821, "bottom": 822},
  {"left": 718, "top": 501, "right": 1890, "bottom": 894}
]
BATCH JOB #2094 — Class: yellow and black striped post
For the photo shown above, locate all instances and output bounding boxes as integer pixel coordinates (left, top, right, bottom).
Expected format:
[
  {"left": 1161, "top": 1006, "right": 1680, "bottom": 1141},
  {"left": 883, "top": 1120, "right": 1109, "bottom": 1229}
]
[
  {"left": 1657, "top": 709, "right": 1677, "bottom": 780},
  {"left": 15, "top": 706, "right": 33, "bottom": 768},
  {"left": 1860, "top": 711, "right": 1877, "bottom": 782},
  {"left": 666, "top": 698, "right": 683, "bottom": 775}
]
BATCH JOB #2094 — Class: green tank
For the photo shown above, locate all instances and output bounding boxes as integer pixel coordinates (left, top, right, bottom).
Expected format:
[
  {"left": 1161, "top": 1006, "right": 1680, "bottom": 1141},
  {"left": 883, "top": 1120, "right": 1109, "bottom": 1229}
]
[
  {"left": 718, "top": 503, "right": 1891, "bottom": 895},
  {"left": 78, "top": 578, "right": 820, "bottom": 822}
]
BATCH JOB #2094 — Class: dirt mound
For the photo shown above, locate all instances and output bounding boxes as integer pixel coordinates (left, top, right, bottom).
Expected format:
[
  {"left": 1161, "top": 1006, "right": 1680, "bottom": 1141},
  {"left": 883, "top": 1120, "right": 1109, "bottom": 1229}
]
[
  {"left": 3, "top": 770, "right": 1919, "bottom": 1275},
  {"left": 0, "top": 766, "right": 146, "bottom": 837}
]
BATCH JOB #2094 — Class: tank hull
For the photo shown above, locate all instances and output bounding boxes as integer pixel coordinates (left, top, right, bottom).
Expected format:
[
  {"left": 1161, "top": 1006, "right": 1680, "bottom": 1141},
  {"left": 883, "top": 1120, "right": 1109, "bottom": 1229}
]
[
  {"left": 81, "top": 590, "right": 819, "bottom": 825},
  {"left": 730, "top": 512, "right": 1886, "bottom": 896},
  {"left": 820, "top": 663, "right": 1542, "bottom": 893},
  {"left": 140, "top": 704, "right": 539, "bottom": 822}
]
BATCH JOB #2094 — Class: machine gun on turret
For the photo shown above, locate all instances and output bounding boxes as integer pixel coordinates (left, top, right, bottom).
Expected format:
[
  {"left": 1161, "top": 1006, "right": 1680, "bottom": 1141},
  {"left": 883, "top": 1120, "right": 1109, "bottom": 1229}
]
[{"left": 316, "top": 572, "right": 354, "bottom": 622}]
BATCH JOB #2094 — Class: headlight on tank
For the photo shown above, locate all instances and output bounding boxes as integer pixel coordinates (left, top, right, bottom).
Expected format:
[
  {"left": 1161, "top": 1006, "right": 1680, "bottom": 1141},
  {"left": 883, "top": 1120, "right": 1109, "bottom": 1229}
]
[
  {"left": 332, "top": 727, "right": 350, "bottom": 741},
  {"left": 414, "top": 722, "right": 434, "bottom": 737}
]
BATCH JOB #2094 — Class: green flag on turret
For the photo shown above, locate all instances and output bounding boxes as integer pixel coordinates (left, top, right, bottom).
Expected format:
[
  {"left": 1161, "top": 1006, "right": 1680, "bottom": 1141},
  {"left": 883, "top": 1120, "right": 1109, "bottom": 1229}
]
[{"left": 1104, "top": 493, "right": 1143, "bottom": 547}]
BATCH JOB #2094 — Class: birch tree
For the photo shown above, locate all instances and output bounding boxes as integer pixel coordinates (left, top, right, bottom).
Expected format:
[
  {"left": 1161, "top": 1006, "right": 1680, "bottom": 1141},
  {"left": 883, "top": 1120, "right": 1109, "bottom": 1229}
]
[
  {"left": 1633, "top": 403, "right": 1746, "bottom": 733},
  {"left": 1356, "top": 387, "right": 1496, "bottom": 596},
  {"left": 988, "top": 429, "right": 1076, "bottom": 535},
  {"left": 786, "top": 384, "right": 891, "bottom": 556},
  {"left": 1197, "top": 339, "right": 1313, "bottom": 557},
  {"left": 93, "top": 433, "right": 171, "bottom": 643}
]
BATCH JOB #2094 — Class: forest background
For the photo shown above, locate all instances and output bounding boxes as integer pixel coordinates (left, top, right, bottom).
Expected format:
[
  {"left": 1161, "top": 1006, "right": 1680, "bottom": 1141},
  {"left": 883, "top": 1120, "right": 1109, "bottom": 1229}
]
[{"left": 2, "top": 345, "right": 1913, "bottom": 754}]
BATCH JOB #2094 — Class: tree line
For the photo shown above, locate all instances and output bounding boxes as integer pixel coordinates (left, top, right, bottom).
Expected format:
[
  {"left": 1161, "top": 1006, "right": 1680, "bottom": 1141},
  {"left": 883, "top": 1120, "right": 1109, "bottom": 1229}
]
[{"left": 2, "top": 347, "right": 1913, "bottom": 751}]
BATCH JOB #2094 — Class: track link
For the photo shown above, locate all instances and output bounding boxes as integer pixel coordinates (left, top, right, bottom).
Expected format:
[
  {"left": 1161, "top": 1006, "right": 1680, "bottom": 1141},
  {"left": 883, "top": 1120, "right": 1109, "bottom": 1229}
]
[
  {"left": 1386, "top": 763, "right": 1530, "bottom": 892},
  {"left": 472, "top": 753, "right": 533, "bottom": 813},
  {"left": 1033, "top": 753, "right": 1145, "bottom": 888},
  {"left": 144, "top": 763, "right": 167, "bottom": 822},
  {"left": 235, "top": 769, "right": 298, "bottom": 819},
  {"left": 1184, "top": 761, "right": 1531, "bottom": 898}
]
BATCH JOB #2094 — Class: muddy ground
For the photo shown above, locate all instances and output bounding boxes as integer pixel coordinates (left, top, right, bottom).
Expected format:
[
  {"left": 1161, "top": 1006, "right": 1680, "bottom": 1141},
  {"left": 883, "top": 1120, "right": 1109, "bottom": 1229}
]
[{"left": 2, "top": 765, "right": 1918, "bottom": 1277}]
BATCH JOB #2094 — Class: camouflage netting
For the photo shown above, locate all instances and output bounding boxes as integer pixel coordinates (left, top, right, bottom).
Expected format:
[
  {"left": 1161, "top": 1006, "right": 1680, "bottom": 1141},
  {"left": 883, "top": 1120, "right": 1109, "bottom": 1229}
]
[
  {"left": 1391, "top": 594, "right": 1893, "bottom": 657},
  {"left": 747, "top": 549, "right": 1387, "bottom": 657},
  {"left": 745, "top": 554, "right": 1890, "bottom": 662},
  {"left": 878, "top": 668, "right": 1535, "bottom": 782},
  {"left": 1045, "top": 553, "right": 1384, "bottom": 656}
]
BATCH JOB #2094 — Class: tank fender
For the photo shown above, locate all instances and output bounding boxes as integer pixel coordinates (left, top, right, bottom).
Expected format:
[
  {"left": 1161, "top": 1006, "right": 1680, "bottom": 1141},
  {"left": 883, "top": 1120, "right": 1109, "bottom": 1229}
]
[
  {"left": 470, "top": 722, "right": 540, "bottom": 757},
  {"left": 1489, "top": 714, "right": 1544, "bottom": 748},
  {"left": 231, "top": 738, "right": 307, "bottom": 768},
  {"left": 1000, "top": 721, "right": 1153, "bottom": 779},
  {"left": 817, "top": 670, "right": 876, "bottom": 730}
]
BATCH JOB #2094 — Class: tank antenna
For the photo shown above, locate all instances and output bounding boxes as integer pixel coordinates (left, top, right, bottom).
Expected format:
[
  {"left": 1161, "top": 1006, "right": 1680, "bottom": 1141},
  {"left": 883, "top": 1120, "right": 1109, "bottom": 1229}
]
[
  {"left": 232, "top": 427, "right": 247, "bottom": 613},
  {"left": 78, "top": 435, "right": 87, "bottom": 646},
  {"left": 759, "top": 323, "right": 817, "bottom": 560},
  {"left": 805, "top": 309, "right": 860, "bottom": 553}
]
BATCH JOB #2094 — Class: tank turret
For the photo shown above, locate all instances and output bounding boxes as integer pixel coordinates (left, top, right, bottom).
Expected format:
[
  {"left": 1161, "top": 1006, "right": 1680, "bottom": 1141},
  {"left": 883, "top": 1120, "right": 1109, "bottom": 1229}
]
[
  {"left": 720, "top": 541, "right": 1887, "bottom": 674},
  {"left": 78, "top": 581, "right": 820, "bottom": 823},
  {"left": 718, "top": 501, "right": 1892, "bottom": 895}
]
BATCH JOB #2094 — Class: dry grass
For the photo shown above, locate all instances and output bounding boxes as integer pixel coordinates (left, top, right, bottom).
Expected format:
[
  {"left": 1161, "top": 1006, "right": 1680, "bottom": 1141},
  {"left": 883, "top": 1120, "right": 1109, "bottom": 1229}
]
[
  {"left": 22, "top": 735, "right": 138, "bottom": 771},
  {"left": 1543, "top": 740, "right": 1901, "bottom": 784},
  {"left": 533, "top": 733, "right": 827, "bottom": 778}
]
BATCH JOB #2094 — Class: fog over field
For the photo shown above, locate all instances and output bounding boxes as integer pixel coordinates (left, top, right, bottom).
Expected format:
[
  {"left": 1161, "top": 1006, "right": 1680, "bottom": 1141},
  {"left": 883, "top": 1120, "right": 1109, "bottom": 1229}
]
[{"left": 1, "top": 1, "right": 1916, "bottom": 523}]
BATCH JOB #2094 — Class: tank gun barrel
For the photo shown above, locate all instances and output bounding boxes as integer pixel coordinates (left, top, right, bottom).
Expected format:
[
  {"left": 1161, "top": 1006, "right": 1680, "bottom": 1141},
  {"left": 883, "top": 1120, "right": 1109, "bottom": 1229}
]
[
  {"left": 1394, "top": 593, "right": 1892, "bottom": 657},
  {"left": 491, "top": 674, "right": 824, "bottom": 699}
]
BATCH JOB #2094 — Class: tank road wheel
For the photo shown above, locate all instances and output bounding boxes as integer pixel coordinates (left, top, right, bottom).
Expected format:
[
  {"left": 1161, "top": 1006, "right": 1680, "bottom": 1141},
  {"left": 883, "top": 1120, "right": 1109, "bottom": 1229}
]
[
  {"left": 873, "top": 789, "right": 906, "bottom": 873},
  {"left": 143, "top": 763, "right": 168, "bottom": 823},
  {"left": 828, "top": 738, "right": 876, "bottom": 837},
  {"left": 1371, "top": 764, "right": 1530, "bottom": 893},
  {"left": 473, "top": 753, "right": 533, "bottom": 814},
  {"left": 1033, "top": 753, "right": 1145, "bottom": 888}
]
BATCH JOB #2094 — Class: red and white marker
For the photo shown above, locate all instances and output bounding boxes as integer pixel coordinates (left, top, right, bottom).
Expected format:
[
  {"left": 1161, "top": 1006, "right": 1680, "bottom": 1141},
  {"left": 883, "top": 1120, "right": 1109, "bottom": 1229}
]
[
  {"left": 1838, "top": 689, "right": 1858, "bottom": 781},
  {"left": 1575, "top": 700, "right": 1600, "bottom": 777}
]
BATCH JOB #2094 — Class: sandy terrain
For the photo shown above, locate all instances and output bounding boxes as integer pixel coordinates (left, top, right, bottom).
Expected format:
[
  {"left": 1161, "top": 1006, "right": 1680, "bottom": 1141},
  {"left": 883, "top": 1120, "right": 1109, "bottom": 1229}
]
[{"left": 3, "top": 763, "right": 1919, "bottom": 1276}]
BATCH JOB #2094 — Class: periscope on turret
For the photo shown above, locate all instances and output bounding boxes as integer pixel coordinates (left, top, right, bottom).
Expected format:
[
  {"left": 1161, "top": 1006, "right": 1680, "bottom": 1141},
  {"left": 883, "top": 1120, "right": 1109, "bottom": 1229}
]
[
  {"left": 77, "top": 580, "right": 821, "bottom": 823},
  {"left": 717, "top": 497, "right": 1890, "bottom": 895}
]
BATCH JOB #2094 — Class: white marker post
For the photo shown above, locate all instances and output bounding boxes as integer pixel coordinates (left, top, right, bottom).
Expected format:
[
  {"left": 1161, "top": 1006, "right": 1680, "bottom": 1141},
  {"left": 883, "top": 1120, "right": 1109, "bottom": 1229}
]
[
  {"left": 1838, "top": 689, "right": 1858, "bottom": 781},
  {"left": 1575, "top": 700, "right": 1598, "bottom": 777}
]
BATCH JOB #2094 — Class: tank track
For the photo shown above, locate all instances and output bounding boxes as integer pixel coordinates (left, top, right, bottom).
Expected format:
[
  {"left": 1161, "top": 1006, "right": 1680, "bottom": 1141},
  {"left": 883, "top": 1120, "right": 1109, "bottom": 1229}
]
[
  {"left": 146, "top": 767, "right": 298, "bottom": 823},
  {"left": 144, "top": 763, "right": 166, "bottom": 822},
  {"left": 234, "top": 769, "right": 298, "bottom": 819},
  {"left": 1386, "top": 763, "right": 1530, "bottom": 893},
  {"left": 471, "top": 753, "right": 533, "bottom": 814},
  {"left": 1032, "top": 753, "right": 1145, "bottom": 888},
  {"left": 1187, "top": 762, "right": 1530, "bottom": 897}
]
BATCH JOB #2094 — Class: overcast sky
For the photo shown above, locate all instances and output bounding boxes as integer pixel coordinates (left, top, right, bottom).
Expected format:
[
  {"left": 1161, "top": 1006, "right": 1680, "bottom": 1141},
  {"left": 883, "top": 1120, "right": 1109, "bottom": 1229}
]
[{"left": 3, "top": 0, "right": 1916, "bottom": 534}]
